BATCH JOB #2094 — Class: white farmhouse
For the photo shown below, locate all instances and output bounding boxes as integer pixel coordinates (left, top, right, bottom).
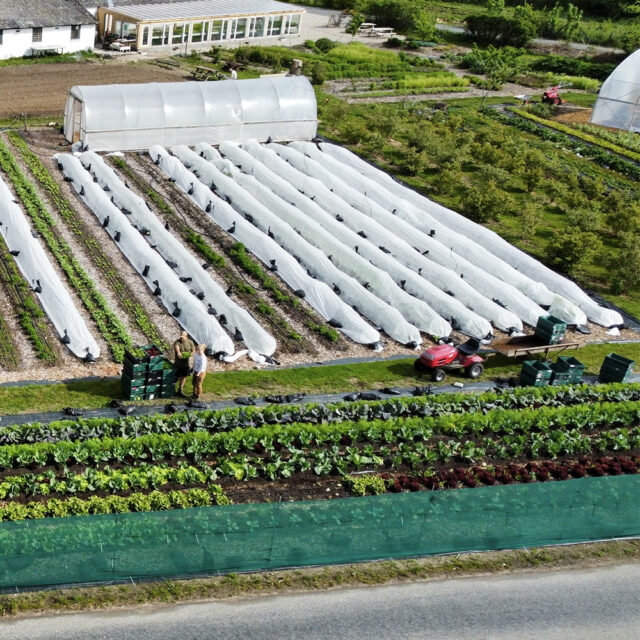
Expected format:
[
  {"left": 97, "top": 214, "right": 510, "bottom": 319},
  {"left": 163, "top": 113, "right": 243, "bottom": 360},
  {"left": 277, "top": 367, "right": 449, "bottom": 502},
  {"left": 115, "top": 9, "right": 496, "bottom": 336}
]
[{"left": 0, "top": 0, "right": 96, "bottom": 60}]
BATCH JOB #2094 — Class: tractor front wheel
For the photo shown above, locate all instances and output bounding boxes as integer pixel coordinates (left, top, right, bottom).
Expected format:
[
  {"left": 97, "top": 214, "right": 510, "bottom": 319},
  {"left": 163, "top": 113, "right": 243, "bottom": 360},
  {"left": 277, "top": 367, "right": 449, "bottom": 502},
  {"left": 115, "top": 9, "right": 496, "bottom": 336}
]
[
  {"left": 466, "top": 363, "right": 484, "bottom": 379},
  {"left": 414, "top": 358, "right": 428, "bottom": 372},
  {"left": 431, "top": 368, "right": 446, "bottom": 383}
]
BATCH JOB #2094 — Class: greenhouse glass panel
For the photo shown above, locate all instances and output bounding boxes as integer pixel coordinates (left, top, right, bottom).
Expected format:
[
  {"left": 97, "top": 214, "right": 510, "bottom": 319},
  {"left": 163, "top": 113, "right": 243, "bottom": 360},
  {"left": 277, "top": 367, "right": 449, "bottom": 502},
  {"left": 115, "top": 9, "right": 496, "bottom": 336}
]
[
  {"left": 172, "top": 23, "right": 185, "bottom": 44},
  {"left": 192, "top": 22, "right": 203, "bottom": 43}
]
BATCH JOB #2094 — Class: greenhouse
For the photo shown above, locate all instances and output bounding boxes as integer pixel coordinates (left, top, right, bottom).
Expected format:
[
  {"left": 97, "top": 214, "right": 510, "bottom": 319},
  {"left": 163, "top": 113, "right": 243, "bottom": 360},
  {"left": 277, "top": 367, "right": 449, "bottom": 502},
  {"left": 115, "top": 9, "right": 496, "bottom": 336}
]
[
  {"left": 63, "top": 76, "right": 318, "bottom": 151},
  {"left": 590, "top": 48, "right": 640, "bottom": 132},
  {"left": 96, "top": 0, "right": 305, "bottom": 51}
]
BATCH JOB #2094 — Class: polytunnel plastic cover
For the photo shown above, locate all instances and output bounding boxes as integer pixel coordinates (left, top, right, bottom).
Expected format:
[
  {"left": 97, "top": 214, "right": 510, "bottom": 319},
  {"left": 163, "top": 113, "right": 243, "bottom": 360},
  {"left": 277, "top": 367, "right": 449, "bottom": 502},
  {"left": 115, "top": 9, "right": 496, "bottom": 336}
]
[
  {"left": 591, "top": 49, "right": 640, "bottom": 132},
  {"left": 64, "top": 78, "right": 318, "bottom": 152}
]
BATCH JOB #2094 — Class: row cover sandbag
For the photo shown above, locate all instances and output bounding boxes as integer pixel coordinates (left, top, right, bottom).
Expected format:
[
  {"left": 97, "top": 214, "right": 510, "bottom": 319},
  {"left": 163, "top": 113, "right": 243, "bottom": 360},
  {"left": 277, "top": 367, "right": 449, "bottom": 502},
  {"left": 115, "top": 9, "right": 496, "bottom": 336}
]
[
  {"left": 172, "top": 144, "right": 382, "bottom": 347},
  {"left": 220, "top": 141, "right": 452, "bottom": 339},
  {"left": 277, "top": 142, "right": 526, "bottom": 332},
  {"left": 240, "top": 140, "right": 477, "bottom": 338},
  {"left": 55, "top": 154, "right": 234, "bottom": 356},
  {"left": 289, "top": 141, "right": 548, "bottom": 329},
  {"left": 148, "top": 146, "right": 385, "bottom": 347},
  {"left": 0, "top": 174, "right": 100, "bottom": 360},
  {"left": 200, "top": 143, "right": 420, "bottom": 346},
  {"left": 320, "top": 143, "right": 619, "bottom": 327},
  {"left": 78, "top": 151, "right": 276, "bottom": 357}
]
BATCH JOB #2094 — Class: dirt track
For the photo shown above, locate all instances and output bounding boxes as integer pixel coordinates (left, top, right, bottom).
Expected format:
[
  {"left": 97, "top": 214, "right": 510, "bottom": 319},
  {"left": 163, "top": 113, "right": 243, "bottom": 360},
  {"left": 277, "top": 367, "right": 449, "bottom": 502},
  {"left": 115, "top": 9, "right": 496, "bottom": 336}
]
[{"left": 0, "top": 60, "right": 188, "bottom": 119}]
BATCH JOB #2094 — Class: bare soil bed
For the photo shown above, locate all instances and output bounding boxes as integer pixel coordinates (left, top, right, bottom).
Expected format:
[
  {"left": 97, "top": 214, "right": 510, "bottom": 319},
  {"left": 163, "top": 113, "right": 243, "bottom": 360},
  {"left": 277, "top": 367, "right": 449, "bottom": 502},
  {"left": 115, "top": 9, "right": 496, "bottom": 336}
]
[{"left": 0, "top": 60, "right": 187, "bottom": 119}]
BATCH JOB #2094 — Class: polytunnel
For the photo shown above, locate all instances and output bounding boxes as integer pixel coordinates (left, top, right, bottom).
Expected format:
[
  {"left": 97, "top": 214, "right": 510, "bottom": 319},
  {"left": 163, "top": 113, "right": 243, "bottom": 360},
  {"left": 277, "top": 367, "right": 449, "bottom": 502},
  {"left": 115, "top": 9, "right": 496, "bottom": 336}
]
[
  {"left": 63, "top": 77, "right": 318, "bottom": 152},
  {"left": 591, "top": 49, "right": 640, "bottom": 132}
]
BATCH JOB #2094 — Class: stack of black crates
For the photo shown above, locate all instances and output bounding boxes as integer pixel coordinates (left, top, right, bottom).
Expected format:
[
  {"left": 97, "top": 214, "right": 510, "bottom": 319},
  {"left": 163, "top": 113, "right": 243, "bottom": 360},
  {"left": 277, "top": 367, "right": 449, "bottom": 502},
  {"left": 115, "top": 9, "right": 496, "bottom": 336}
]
[{"left": 121, "top": 345, "right": 176, "bottom": 401}]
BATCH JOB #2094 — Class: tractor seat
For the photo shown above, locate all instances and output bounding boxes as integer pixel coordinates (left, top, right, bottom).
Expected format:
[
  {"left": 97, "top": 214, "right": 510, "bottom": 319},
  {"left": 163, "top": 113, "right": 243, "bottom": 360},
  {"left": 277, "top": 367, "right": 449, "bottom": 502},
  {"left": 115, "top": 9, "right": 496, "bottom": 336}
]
[{"left": 457, "top": 338, "right": 481, "bottom": 356}]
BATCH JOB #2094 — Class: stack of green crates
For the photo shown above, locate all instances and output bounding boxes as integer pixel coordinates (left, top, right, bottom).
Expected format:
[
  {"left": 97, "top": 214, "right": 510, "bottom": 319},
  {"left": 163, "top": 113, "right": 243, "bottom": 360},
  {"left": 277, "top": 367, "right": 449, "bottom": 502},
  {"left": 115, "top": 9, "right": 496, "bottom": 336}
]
[
  {"left": 552, "top": 356, "right": 585, "bottom": 384},
  {"left": 121, "top": 345, "right": 176, "bottom": 401},
  {"left": 599, "top": 353, "right": 635, "bottom": 383},
  {"left": 535, "top": 315, "right": 568, "bottom": 345},
  {"left": 520, "top": 360, "right": 553, "bottom": 387}
]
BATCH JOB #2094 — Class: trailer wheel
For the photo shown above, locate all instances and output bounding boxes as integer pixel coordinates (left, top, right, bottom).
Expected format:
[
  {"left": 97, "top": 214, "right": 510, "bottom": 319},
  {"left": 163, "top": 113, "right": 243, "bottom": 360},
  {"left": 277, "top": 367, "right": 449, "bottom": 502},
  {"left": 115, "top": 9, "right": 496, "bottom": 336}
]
[
  {"left": 431, "top": 368, "right": 446, "bottom": 383},
  {"left": 466, "top": 363, "right": 484, "bottom": 379}
]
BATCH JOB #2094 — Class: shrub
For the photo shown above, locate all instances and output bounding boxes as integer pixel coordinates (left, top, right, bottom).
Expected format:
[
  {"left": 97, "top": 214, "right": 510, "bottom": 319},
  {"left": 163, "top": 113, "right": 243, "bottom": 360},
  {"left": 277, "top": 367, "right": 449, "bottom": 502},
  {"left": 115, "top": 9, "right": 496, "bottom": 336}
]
[
  {"left": 384, "top": 37, "right": 403, "bottom": 48},
  {"left": 315, "top": 37, "right": 337, "bottom": 53},
  {"left": 465, "top": 14, "right": 537, "bottom": 47}
]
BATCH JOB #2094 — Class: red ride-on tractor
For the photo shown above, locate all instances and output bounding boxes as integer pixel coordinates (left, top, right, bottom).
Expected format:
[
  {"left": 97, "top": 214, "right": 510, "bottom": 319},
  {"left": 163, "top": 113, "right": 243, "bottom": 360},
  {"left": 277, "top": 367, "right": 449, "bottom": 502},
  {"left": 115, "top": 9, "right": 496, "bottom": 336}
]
[
  {"left": 541, "top": 83, "right": 570, "bottom": 106},
  {"left": 414, "top": 338, "right": 484, "bottom": 383}
]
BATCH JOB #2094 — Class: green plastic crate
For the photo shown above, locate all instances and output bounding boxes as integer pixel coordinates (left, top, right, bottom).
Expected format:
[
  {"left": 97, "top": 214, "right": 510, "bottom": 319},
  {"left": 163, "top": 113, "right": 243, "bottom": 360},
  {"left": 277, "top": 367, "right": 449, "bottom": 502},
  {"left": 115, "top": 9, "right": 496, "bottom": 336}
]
[
  {"left": 554, "top": 356, "right": 585, "bottom": 383},
  {"left": 599, "top": 353, "right": 635, "bottom": 383},
  {"left": 550, "top": 371, "right": 571, "bottom": 386},
  {"left": 520, "top": 360, "right": 553, "bottom": 387},
  {"left": 535, "top": 315, "right": 567, "bottom": 345},
  {"left": 122, "top": 361, "right": 149, "bottom": 377}
]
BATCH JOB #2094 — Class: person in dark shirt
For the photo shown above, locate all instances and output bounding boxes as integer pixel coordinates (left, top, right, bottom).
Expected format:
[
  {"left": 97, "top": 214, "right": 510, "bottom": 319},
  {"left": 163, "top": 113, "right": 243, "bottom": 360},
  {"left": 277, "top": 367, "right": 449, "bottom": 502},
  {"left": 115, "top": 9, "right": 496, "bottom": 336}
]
[{"left": 173, "top": 330, "right": 195, "bottom": 397}]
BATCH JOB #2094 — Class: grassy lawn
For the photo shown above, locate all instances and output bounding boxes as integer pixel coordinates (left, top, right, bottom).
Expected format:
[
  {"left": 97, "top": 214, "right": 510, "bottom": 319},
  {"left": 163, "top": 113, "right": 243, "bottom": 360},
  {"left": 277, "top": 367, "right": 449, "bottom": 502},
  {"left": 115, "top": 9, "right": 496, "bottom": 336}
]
[{"left": 0, "top": 341, "right": 638, "bottom": 416}]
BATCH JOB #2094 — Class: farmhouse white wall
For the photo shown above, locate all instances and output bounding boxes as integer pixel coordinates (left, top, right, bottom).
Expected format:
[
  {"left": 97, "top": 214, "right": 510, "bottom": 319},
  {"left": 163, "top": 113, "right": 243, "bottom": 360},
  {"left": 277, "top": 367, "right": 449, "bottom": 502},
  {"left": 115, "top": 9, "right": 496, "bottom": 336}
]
[{"left": 0, "top": 25, "right": 95, "bottom": 60}]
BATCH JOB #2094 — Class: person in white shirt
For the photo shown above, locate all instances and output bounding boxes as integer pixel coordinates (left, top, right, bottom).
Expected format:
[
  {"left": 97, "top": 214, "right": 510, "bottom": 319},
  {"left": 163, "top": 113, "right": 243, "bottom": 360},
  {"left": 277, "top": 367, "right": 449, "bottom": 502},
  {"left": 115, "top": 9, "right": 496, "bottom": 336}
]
[{"left": 191, "top": 343, "right": 208, "bottom": 399}]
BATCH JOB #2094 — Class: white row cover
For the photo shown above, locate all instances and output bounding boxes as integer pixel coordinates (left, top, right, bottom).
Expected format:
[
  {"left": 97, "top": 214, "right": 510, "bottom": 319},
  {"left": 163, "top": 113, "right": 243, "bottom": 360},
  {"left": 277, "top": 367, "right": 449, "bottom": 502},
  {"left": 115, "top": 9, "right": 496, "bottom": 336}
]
[
  {"left": 64, "top": 78, "right": 318, "bottom": 152},
  {"left": 242, "top": 140, "right": 482, "bottom": 338},
  {"left": 288, "top": 140, "right": 547, "bottom": 329},
  {"left": 77, "top": 151, "right": 276, "bottom": 357},
  {"left": 173, "top": 144, "right": 383, "bottom": 347},
  {"left": 320, "top": 143, "right": 621, "bottom": 328},
  {"left": 149, "top": 146, "right": 386, "bottom": 347},
  {"left": 222, "top": 141, "right": 454, "bottom": 339},
  {"left": 55, "top": 154, "right": 235, "bottom": 356},
  {"left": 591, "top": 49, "right": 640, "bottom": 133},
  {"left": 277, "top": 141, "right": 531, "bottom": 332},
  {"left": 0, "top": 174, "right": 100, "bottom": 360},
  {"left": 200, "top": 143, "right": 420, "bottom": 346}
]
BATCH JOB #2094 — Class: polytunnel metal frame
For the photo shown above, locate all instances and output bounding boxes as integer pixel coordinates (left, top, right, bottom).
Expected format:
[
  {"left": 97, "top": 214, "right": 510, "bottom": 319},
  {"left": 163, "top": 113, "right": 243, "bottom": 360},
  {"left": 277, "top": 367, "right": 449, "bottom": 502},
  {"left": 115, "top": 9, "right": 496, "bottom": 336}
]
[
  {"left": 591, "top": 49, "right": 640, "bottom": 133},
  {"left": 63, "top": 77, "right": 318, "bottom": 152}
]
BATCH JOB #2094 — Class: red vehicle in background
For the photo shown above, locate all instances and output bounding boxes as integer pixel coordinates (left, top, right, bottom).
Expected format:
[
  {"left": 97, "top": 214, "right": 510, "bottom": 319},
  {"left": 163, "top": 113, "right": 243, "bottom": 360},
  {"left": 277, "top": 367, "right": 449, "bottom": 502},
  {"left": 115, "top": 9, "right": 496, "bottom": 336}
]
[
  {"left": 414, "top": 338, "right": 484, "bottom": 383},
  {"left": 541, "top": 84, "right": 570, "bottom": 106}
]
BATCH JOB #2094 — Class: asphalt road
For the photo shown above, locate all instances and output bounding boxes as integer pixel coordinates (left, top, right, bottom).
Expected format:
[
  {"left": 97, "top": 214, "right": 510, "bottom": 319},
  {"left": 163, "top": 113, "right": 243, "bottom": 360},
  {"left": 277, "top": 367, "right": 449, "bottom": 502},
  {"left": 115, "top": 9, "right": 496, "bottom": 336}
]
[{"left": 2, "top": 563, "right": 639, "bottom": 639}]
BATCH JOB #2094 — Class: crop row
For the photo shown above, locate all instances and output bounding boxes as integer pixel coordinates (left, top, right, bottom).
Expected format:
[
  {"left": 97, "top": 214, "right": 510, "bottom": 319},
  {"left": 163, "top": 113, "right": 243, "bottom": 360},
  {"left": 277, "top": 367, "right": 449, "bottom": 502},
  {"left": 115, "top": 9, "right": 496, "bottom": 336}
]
[
  {"left": 3, "top": 383, "right": 638, "bottom": 447},
  {"left": 486, "top": 108, "right": 640, "bottom": 182},
  {"left": 7, "top": 133, "right": 167, "bottom": 352},
  {"left": 0, "top": 232, "right": 58, "bottom": 364},
  {"left": 0, "top": 139, "right": 134, "bottom": 361},
  {"left": 510, "top": 108, "right": 640, "bottom": 164},
  {"left": 348, "top": 454, "right": 640, "bottom": 496},
  {"left": 0, "top": 485, "right": 229, "bottom": 522},
  {"left": 1, "top": 401, "right": 638, "bottom": 474}
]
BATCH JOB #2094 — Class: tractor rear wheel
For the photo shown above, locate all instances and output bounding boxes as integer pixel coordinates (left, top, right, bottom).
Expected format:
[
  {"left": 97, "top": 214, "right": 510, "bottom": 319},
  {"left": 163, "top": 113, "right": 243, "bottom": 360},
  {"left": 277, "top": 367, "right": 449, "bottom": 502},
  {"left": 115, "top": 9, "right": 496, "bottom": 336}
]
[
  {"left": 466, "top": 363, "right": 484, "bottom": 379},
  {"left": 431, "top": 368, "right": 446, "bottom": 383}
]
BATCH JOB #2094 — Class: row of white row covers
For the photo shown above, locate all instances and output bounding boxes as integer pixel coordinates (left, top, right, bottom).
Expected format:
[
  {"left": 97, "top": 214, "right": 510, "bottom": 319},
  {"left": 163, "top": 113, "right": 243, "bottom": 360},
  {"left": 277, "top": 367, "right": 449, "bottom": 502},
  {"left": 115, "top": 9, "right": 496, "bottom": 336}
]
[
  {"left": 0, "top": 174, "right": 99, "bottom": 360},
  {"left": 175, "top": 143, "right": 415, "bottom": 346},
  {"left": 235, "top": 140, "right": 492, "bottom": 339},
  {"left": 148, "top": 146, "right": 386, "bottom": 347},
  {"left": 286, "top": 141, "right": 544, "bottom": 330},
  {"left": 213, "top": 143, "right": 458, "bottom": 340},
  {"left": 55, "top": 153, "right": 235, "bottom": 356},
  {"left": 319, "top": 143, "right": 622, "bottom": 328},
  {"left": 77, "top": 151, "right": 277, "bottom": 358}
]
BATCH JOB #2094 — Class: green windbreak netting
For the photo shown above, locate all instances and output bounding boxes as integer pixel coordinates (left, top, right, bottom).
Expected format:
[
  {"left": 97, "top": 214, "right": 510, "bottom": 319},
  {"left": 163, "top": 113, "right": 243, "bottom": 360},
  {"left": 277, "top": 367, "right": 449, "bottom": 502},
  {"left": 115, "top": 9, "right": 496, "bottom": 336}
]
[{"left": 0, "top": 475, "right": 638, "bottom": 589}]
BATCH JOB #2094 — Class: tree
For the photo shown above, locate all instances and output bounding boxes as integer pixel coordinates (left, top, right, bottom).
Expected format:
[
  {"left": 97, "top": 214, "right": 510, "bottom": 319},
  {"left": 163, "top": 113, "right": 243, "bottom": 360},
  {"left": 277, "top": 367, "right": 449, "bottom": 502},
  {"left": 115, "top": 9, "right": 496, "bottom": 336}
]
[
  {"left": 545, "top": 231, "right": 601, "bottom": 277},
  {"left": 607, "top": 236, "right": 640, "bottom": 295},
  {"left": 346, "top": 11, "right": 365, "bottom": 37}
]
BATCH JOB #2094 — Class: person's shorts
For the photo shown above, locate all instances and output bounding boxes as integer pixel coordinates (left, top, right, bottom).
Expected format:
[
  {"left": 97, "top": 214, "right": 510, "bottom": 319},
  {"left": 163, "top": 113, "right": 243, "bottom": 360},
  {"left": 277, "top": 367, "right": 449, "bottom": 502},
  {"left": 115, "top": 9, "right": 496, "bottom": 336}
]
[{"left": 176, "top": 362, "right": 191, "bottom": 377}]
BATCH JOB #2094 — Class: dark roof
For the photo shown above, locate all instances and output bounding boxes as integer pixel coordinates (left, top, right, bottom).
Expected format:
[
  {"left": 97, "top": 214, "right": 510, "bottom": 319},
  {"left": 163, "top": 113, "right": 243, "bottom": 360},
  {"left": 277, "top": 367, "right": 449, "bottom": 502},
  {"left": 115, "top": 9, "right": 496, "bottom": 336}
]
[{"left": 0, "top": 0, "right": 96, "bottom": 29}]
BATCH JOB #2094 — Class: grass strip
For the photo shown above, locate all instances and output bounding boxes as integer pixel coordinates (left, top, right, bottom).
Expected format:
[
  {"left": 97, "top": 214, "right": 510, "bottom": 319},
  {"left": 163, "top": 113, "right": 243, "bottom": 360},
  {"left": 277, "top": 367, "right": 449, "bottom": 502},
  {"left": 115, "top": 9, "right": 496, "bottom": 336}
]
[
  {"left": 0, "top": 139, "right": 134, "bottom": 362},
  {"left": 1, "top": 539, "right": 638, "bottom": 617},
  {"left": 7, "top": 132, "right": 167, "bottom": 353},
  {"left": 0, "top": 341, "right": 638, "bottom": 416}
]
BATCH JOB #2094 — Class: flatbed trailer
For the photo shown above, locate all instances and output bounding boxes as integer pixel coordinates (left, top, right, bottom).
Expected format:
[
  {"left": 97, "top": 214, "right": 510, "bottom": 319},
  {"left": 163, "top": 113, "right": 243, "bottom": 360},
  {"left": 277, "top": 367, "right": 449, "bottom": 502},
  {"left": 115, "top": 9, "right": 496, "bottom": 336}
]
[{"left": 483, "top": 335, "right": 582, "bottom": 359}]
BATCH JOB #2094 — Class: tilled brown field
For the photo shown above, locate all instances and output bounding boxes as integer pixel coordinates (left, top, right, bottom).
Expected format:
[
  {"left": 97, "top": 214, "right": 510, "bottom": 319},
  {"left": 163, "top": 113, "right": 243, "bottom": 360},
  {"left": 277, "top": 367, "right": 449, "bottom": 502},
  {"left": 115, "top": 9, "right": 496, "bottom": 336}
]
[{"left": 0, "top": 60, "right": 187, "bottom": 119}]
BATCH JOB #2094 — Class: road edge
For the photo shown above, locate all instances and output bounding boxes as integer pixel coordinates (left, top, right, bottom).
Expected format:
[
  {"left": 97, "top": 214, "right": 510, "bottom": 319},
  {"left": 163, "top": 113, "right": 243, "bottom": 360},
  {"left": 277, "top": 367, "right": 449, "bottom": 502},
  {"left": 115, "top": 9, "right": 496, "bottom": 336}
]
[{"left": 1, "top": 539, "right": 639, "bottom": 619}]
